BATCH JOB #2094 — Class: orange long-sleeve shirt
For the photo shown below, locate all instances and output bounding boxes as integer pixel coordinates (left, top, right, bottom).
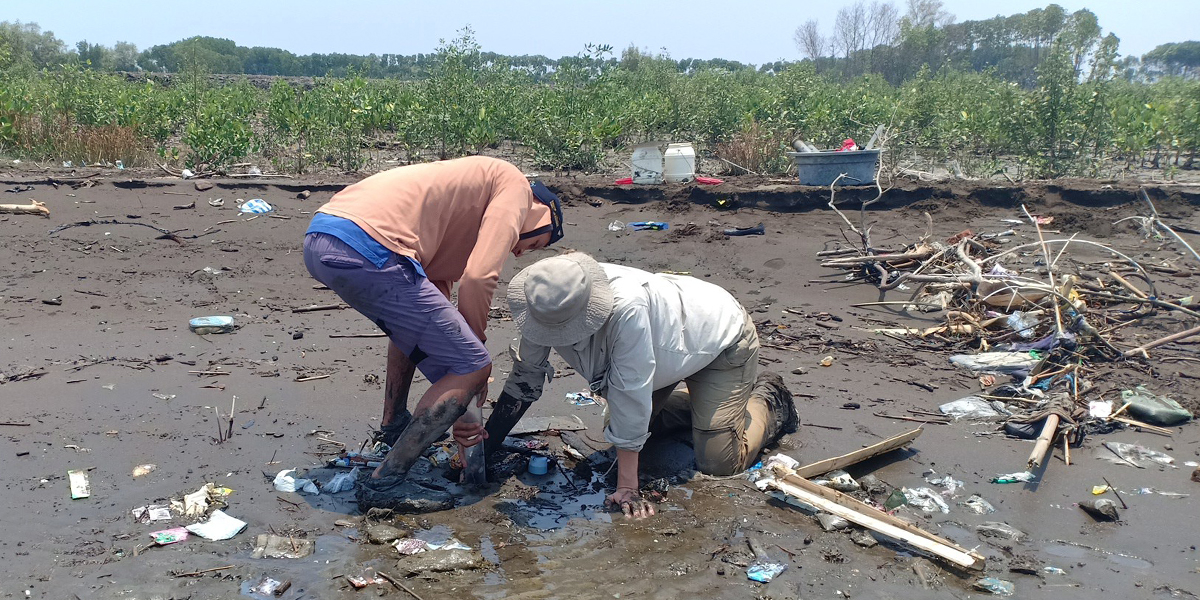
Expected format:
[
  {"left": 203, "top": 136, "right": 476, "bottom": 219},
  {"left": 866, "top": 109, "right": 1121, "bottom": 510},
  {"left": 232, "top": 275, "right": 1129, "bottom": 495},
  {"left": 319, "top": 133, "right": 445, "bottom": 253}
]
[{"left": 316, "top": 156, "right": 549, "bottom": 341}]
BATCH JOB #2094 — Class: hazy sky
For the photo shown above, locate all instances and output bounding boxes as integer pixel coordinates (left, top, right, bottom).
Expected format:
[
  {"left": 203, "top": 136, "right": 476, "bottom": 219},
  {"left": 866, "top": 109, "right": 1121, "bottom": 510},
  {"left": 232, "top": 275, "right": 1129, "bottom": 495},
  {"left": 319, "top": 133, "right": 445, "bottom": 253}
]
[{"left": 6, "top": 0, "right": 1197, "bottom": 64}]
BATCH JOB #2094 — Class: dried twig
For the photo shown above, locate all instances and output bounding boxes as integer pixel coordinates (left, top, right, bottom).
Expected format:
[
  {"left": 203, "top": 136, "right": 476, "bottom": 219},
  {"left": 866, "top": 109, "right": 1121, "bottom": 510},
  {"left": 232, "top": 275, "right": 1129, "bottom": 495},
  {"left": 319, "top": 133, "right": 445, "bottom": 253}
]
[{"left": 376, "top": 571, "right": 425, "bottom": 600}]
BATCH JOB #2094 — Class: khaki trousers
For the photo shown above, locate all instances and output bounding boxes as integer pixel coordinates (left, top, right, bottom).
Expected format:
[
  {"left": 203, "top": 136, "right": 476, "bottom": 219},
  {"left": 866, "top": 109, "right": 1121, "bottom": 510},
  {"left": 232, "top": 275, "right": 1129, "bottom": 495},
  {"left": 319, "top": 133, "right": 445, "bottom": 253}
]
[{"left": 648, "top": 311, "right": 773, "bottom": 476}]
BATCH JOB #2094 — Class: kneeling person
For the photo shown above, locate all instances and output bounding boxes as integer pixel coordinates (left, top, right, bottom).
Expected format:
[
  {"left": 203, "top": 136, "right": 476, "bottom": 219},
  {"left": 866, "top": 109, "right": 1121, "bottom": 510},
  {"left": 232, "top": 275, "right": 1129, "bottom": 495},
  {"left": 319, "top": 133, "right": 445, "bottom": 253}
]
[{"left": 460, "top": 253, "right": 797, "bottom": 518}]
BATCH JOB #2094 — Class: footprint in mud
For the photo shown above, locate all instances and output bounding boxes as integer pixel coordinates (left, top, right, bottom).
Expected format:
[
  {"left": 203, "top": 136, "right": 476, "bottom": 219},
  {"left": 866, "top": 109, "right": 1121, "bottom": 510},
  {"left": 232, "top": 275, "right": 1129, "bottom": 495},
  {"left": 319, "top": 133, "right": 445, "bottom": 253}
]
[{"left": 764, "top": 258, "right": 786, "bottom": 269}]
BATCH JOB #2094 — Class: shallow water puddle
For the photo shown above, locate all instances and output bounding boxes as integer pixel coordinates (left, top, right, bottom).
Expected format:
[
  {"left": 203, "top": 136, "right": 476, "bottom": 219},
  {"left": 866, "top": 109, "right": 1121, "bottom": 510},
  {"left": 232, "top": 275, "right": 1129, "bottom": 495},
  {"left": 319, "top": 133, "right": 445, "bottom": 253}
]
[{"left": 1043, "top": 541, "right": 1153, "bottom": 569}]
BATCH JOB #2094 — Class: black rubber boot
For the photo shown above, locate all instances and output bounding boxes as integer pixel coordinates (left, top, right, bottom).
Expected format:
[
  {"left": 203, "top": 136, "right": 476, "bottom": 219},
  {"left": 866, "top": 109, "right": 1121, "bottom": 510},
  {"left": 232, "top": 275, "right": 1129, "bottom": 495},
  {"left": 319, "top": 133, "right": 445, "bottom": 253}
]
[
  {"left": 483, "top": 392, "right": 533, "bottom": 459},
  {"left": 754, "top": 371, "right": 798, "bottom": 442},
  {"left": 374, "top": 409, "right": 413, "bottom": 447}
]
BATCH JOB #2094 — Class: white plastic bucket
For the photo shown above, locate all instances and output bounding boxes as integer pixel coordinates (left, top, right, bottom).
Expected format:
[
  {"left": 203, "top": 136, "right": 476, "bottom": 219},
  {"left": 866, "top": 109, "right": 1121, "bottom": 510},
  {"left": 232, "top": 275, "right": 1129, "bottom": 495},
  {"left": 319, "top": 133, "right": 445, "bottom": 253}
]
[
  {"left": 663, "top": 142, "right": 696, "bottom": 183},
  {"left": 630, "top": 143, "right": 664, "bottom": 184}
]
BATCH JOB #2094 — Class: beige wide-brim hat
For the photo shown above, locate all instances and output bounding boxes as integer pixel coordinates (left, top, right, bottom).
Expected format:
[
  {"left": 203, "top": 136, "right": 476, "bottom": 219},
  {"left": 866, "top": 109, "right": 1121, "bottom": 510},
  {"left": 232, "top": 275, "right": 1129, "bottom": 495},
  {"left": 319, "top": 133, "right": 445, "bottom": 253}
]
[{"left": 508, "top": 252, "right": 614, "bottom": 347}]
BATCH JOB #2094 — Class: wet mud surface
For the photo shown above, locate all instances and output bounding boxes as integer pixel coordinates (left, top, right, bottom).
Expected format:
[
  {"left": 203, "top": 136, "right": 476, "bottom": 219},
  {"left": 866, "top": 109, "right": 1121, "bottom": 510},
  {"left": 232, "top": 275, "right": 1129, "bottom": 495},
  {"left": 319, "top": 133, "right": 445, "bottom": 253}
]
[{"left": 1, "top": 171, "right": 1198, "bottom": 599}]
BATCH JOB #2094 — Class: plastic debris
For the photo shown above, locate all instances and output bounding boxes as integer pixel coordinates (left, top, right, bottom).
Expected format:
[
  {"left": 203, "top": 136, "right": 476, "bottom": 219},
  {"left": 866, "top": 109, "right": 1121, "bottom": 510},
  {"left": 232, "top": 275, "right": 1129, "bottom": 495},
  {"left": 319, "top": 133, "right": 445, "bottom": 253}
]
[
  {"left": 1120, "top": 385, "right": 1192, "bottom": 426},
  {"left": 1079, "top": 498, "right": 1119, "bottom": 521},
  {"left": 252, "top": 534, "right": 315, "bottom": 558},
  {"left": 1091, "top": 484, "right": 1110, "bottom": 495},
  {"left": 607, "top": 220, "right": 626, "bottom": 231},
  {"left": 949, "top": 352, "right": 1040, "bottom": 375},
  {"left": 903, "top": 487, "right": 950, "bottom": 513},
  {"left": 1098, "top": 442, "right": 1175, "bottom": 469},
  {"left": 149, "top": 527, "right": 188, "bottom": 545},
  {"left": 1043, "top": 566, "right": 1066, "bottom": 575},
  {"left": 427, "top": 538, "right": 471, "bottom": 551},
  {"left": 1088, "top": 400, "right": 1113, "bottom": 419},
  {"left": 819, "top": 356, "right": 834, "bottom": 367},
  {"left": 723, "top": 223, "right": 765, "bottom": 236},
  {"left": 132, "top": 505, "right": 172, "bottom": 523},
  {"left": 207, "top": 198, "right": 224, "bottom": 207},
  {"left": 248, "top": 576, "right": 285, "bottom": 596},
  {"left": 527, "top": 455, "right": 549, "bottom": 475},
  {"left": 990, "top": 471, "right": 1035, "bottom": 484},
  {"left": 185, "top": 510, "right": 246, "bottom": 540},
  {"left": 330, "top": 451, "right": 384, "bottom": 469},
  {"left": 939, "top": 396, "right": 1007, "bottom": 420},
  {"left": 273, "top": 469, "right": 319, "bottom": 495},
  {"left": 1005, "top": 310, "right": 1040, "bottom": 338},
  {"left": 813, "top": 470, "right": 860, "bottom": 492},
  {"left": 1134, "top": 487, "right": 1189, "bottom": 498},
  {"left": 976, "top": 521, "right": 1027, "bottom": 542},
  {"left": 628, "top": 221, "right": 668, "bottom": 231},
  {"left": 346, "top": 575, "right": 386, "bottom": 588},
  {"left": 565, "top": 392, "right": 599, "bottom": 406},
  {"left": 325, "top": 467, "right": 358, "bottom": 493},
  {"left": 393, "top": 538, "right": 430, "bottom": 555},
  {"left": 239, "top": 198, "right": 274, "bottom": 214},
  {"left": 189, "top": 316, "right": 235, "bottom": 334},
  {"left": 974, "top": 577, "right": 1015, "bottom": 596},
  {"left": 960, "top": 494, "right": 996, "bottom": 514},
  {"left": 924, "top": 472, "right": 964, "bottom": 495},
  {"left": 746, "top": 562, "right": 787, "bottom": 583},
  {"left": 68, "top": 470, "right": 90, "bottom": 499},
  {"left": 817, "top": 513, "right": 850, "bottom": 531},
  {"left": 883, "top": 488, "right": 908, "bottom": 510},
  {"left": 170, "top": 483, "right": 232, "bottom": 517},
  {"left": 132, "top": 463, "right": 156, "bottom": 478},
  {"left": 181, "top": 169, "right": 195, "bottom": 179}
]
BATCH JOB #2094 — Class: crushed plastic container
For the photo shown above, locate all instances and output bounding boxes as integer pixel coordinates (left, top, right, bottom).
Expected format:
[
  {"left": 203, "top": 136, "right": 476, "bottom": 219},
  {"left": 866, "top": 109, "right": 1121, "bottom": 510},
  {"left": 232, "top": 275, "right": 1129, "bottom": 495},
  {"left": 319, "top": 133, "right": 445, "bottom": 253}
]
[
  {"left": 1120, "top": 385, "right": 1192, "bottom": 426},
  {"left": 949, "top": 351, "right": 1040, "bottom": 375},
  {"left": 460, "top": 402, "right": 487, "bottom": 484},
  {"left": 974, "top": 577, "right": 1015, "bottom": 596},
  {"left": 939, "top": 395, "right": 1007, "bottom": 420},
  {"left": 189, "top": 316, "right": 235, "bottom": 334}
]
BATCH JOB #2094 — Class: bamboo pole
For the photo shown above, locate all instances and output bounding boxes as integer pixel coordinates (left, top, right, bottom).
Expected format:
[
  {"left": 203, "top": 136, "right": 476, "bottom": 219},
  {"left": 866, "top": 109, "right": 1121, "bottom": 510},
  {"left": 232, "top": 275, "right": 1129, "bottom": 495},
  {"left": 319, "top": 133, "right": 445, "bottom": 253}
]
[
  {"left": 1027, "top": 414, "right": 1060, "bottom": 469},
  {"left": 767, "top": 468, "right": 985, "bottom": 570},
  {"left": 1122, "top": 325, "right": 1200, "bottom": 358}
]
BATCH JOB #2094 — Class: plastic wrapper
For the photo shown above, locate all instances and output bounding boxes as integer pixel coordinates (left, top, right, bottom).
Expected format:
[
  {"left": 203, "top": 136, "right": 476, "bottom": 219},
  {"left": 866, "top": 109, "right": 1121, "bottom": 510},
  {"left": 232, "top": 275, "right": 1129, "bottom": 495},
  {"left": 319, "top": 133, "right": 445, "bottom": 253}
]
[{"left": 976, "top": 521, "right": 1026, "bottom": 542}]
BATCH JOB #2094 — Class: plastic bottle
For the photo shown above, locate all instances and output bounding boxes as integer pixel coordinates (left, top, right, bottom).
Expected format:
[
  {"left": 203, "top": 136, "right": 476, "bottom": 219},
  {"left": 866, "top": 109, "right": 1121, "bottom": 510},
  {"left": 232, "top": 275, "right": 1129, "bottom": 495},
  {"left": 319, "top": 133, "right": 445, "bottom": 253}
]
[{"left": 460, "top": 402, "right": 487, "bottom": 485}]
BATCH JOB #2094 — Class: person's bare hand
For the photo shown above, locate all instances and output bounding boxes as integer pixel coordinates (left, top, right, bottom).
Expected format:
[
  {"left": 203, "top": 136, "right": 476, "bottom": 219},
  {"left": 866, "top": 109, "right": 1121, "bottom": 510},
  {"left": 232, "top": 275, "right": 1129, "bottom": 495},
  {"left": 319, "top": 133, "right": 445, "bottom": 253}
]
[
  {"left": 452, "top": 417, "right": 488, "bottom": 447},
  {"left": 606, "top": 486, "right": 655, "bottom": 519}
]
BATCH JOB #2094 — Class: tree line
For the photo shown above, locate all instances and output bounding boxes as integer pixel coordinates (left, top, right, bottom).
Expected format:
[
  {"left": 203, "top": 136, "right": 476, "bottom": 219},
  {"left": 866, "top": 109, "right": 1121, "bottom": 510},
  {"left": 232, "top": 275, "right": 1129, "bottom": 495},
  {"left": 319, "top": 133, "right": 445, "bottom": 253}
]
[{"left": 1, "top": 4, "right": 1196, "bottom": 84}]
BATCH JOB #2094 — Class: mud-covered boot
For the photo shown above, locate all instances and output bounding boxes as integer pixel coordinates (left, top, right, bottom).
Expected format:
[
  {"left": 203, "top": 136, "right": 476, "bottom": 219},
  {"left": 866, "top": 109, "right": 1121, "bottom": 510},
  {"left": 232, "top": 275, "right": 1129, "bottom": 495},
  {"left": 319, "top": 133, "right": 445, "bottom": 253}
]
[
  {"left": 355, "top": 471, "right": 454, "bottom": 514},
  {"left": 371, "top": 410, "right": 414, "bottom": 448},
  {"left": 754, "top": 371, "right": 798, "bottom": 442}
]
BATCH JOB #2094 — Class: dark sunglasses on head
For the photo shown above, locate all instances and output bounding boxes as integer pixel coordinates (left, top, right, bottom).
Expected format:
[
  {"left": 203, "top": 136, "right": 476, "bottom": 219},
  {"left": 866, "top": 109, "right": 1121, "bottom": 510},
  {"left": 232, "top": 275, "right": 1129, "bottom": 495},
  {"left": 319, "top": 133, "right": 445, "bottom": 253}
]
[{"left": 520, "top": 181, "right": 564, "bottom": 245}]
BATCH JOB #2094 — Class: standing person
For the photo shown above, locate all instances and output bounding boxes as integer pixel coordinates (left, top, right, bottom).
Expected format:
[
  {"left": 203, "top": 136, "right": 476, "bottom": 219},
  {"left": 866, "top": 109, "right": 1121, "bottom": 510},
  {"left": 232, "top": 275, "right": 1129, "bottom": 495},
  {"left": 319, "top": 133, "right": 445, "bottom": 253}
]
[
  {"left": 457, "top": 252, "right": 797, "bottom": 519},
  {"left": 302, "top": 156, "right": 564, "bottom": 507}
]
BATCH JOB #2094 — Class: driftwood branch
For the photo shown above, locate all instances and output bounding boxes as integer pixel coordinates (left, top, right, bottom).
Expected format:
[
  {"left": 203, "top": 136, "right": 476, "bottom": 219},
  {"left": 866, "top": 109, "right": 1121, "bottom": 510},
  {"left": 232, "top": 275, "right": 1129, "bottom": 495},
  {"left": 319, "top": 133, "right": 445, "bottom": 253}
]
[{"left": 0, "top": 200, "right": 49, "bottom": 217}]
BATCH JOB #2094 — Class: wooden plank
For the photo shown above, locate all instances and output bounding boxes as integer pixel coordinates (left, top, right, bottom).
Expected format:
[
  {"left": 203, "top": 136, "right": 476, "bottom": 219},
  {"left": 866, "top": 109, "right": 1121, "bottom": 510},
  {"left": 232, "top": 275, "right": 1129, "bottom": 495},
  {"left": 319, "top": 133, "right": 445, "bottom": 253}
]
[
  {"left": 767, "top": 469, "right": 985, "bottom": 570},
  {"left": 794, "top": 428, "right": 923, "bottom": 479}
]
